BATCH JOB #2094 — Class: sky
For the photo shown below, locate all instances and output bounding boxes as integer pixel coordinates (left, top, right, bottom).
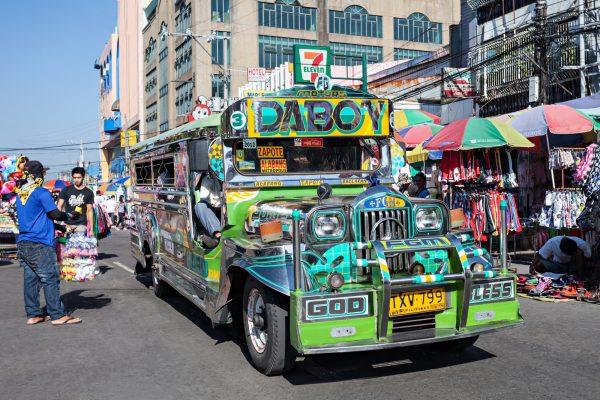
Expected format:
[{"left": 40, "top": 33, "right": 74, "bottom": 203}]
[{"left": 0, "top": 1, "right": 117, "bottom": 178}]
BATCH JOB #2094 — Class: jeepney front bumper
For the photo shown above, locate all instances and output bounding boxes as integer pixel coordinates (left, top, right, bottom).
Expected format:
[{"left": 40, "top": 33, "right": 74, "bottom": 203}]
[{"left": 290, "top": 236, "right": 523, "bottom": 355}]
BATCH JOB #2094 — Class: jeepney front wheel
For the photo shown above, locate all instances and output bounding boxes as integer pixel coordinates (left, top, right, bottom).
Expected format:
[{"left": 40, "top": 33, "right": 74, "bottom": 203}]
[{"left": 242, "top": 277, "right": 295, "bottom": 375}]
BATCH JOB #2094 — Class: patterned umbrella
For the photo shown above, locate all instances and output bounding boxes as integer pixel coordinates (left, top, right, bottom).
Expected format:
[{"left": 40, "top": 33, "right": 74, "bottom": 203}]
[
  {"left": 424, "top": 117, "right": 534, "bottom": 151},
  {"left": 43, "top": 179, "right": 70, "bottom": 192},
  {"left": 393, "top": 109, "right": 441, "bottom": 129},
  {"left": 510, "top": 104, "right": 594, "bottom": 137},
  {"left": 394, "top": 123, "right": 443, "bottom": 148}
]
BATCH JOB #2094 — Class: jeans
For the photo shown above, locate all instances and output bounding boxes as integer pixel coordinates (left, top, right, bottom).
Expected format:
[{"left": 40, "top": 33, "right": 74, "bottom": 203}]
[
  {"left": 17, "top": 241, "right": 66, "bottom": 320},
  {"left": 194, "top": 202, "right": 221, "bottom": 235},
  {"left": 540, "top": 258, "right": 571, "bottom": 274}
]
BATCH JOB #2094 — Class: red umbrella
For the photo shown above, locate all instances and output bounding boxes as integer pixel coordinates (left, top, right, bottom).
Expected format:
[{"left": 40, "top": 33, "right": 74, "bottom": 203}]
[
  {"left": 43, "top": 179, "right": 70, "bottom": 192},
  {"left": 394, "top": 123, "right": 443, "bottom": 148}
]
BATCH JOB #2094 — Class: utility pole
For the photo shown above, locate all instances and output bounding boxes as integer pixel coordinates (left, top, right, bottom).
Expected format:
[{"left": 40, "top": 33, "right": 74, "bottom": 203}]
[
  {"left": 533, "top": 0, "right": 548, "bottom": 105},
  {"left": 222, "top": 33, "right": 230, "bottom": 104},
  {"left": 79, "top": 138, "right": 84, "bottom": 167},
  {"left": 578, "top": 0, "right": 586, "bottom": 97}
]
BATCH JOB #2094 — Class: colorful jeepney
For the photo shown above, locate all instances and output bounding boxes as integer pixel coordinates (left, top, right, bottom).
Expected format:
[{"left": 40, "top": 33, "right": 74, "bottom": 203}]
[{"left": 129, "top": 87, "right": 522, "bottom": 375}]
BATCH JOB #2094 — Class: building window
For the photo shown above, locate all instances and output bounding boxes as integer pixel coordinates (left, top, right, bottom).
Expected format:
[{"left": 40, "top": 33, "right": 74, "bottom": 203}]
[
  {"left": 258, "top": 1, "right": 317, "bottom": 31},
  {"left": 211, "top": 74, "right": 224, "bottom": 98},
  {"left": 175, "top": 38, "right": 192, "bottom": 78},
  {"left": 144, "top": 37, "right": 156, "bottom": 63},
  {"left": 175, "top": 81, "right": 194, "bottom": 116},
  {"left": 159, "top": 122, "right": 169, "bottom": 132},
  {"left": 159, "top": 84, "right": 169, "bottom": 130},
  {"left": 329, "top": 5, "right": 382, "bottom": 38},
  {"left": 477, "top": 0, "right": 536, "bottom": 25},
  {"left": 175, "top": 2, "right": 192, "bottom": 33},
  {"left": 394, "top": 48, "right": 432, "bottom": 60},
  {"left": 145, "top": 68, "right": 157, "bottom": 96},
  {"left": 211, "top": 31, "right": 230, "bottom": 65},
  {"left": 258, "top": 35, "right": 316, "bottom": 69},
  {"left": 145, "top": 102, "right": 158, "bottom": 134},
  {"left": 330, "top": 42, "right": 382, "bottom": 66},
  {"left": 211, "top": 0, "right": 230, "bottom": 22},
  {"left": 394, "top": 13, "right": 442, "bottom": 44}
]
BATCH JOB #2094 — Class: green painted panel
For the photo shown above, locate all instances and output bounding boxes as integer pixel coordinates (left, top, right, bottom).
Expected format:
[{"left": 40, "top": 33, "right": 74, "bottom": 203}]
[
  {"left": 466, "top": 300, "right": 520, "bottom": 327},
  {"left": 298, "top": 316, "right": 377, "bottom": 347}
]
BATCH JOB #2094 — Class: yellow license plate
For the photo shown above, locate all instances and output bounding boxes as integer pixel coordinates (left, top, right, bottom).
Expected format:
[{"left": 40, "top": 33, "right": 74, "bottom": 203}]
[{"left": 389, "top": 288, "right": 446, "bottom": 317}]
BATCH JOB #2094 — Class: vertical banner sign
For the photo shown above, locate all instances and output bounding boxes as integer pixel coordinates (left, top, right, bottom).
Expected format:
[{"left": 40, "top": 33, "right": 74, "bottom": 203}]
[{"left": 293, "top": 45, "right": 331, "bottom": 85}]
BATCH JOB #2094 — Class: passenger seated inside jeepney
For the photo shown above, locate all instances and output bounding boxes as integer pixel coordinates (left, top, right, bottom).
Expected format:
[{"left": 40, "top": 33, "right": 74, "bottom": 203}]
[{"left": 193, "top": 172, "right": 222, "bottom": 249}]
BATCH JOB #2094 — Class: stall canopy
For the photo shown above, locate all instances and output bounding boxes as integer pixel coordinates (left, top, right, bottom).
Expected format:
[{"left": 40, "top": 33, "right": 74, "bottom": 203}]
[
  {"left": 393, "top": 109, "right": 441, "bottom": 129},
  {"left": 560, "top": 92, "right": 600, "bottom": 116},
  {"left": 424, "top": 117, "right": 534, "bottom": 150},
  {"left": 510, "top": 104, "right": 594, "bottom": 137},
  {"left": 394, "top": 123, "right": 443, "bottom": 148}
]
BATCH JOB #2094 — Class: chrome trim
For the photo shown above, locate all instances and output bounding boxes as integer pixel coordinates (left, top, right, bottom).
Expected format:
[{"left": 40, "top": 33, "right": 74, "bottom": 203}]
[
  {"left": 300, "top": 319, "right": 523, "bottom": 355},
  {"left": 460, "top": 269, "right": 473, "bottom": 328}
]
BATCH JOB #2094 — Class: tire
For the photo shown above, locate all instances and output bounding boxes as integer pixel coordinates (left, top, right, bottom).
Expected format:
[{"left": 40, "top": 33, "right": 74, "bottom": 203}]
[
  {"left": 242, "top": 277, "right": 296, "bottom": 375},
  {"left": 151, "top": 263, "right": 172, "bottom": 298},
  {"left": 436, "top": 335, "right": 479, "bottom": 351}
]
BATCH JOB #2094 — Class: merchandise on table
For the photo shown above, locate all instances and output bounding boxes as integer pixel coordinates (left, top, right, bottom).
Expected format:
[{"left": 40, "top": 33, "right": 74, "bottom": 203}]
[
  {"left": 538, "top": 190, "right": 586, "bottom": 229},
  {"left": 58, "top": 233, "right": 98, "bottom": 282}
]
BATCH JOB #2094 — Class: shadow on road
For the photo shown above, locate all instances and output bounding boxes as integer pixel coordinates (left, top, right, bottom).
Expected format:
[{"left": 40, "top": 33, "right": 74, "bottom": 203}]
[
  {"left": 97, "top": 266, "right": 113, "bottom": 274},
  {"left": 284, "top": 344, "right": 496, "bottom": 384},
  {"left": 97, "top": 253, "right": 118, "bottom": 260},
  {"left": 62, "top": 289, "right": 112, "bottom": 313}
]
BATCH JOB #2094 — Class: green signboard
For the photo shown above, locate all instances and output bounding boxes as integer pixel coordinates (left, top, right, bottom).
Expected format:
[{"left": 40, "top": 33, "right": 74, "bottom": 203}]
[{"left": 293, "top": 45, "right": 332, "bottom": 85}]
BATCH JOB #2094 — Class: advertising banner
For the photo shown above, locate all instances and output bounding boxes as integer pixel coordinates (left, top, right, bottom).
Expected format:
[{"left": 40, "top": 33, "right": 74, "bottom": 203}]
[{"left": 442, "top": 68, "right": 475, "bottom": 98}]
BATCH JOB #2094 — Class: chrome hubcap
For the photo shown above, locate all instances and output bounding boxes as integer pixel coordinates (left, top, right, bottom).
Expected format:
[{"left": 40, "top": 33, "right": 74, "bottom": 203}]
[{"left": 247, "top": 288, "right": 267, "bottom": 354}]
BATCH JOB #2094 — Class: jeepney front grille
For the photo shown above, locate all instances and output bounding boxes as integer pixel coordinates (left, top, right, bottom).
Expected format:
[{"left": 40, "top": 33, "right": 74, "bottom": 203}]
[
  {"left": 359, "top": 209, "right": 410, "bottom": 273},
  {"left": 390, "top": 311, "right": 437, "bottom": 334}
]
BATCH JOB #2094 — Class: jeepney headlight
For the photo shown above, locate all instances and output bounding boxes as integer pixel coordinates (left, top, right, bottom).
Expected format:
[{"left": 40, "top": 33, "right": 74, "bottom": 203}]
[
  {"left": 471, "top": 262, "right": 485, "bottom": 273},
  {"left": 415, "top": 207, "right": 442, "bottom": 231},
  {"left": 312, "top": 211, "right": 345, "bottom": 240}
]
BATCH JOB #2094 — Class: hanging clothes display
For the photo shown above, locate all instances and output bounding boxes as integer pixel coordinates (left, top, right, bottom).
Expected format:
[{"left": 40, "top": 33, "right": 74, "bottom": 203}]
[
  {"left": 440, "top": 149, "right": 518, "bottom": 189},
  {"left": 538, "top": 190, "right": 586, "bottom": 229},
  {"left": 517, "top": 152, "right": 549, "bottom": 217},
  {"left": 445, "top": 188, "right": 522, "bottom": 242},
  {"left": 93, "top": 204, "right": 112, "bottom": 240},
  {"left": 574, "top": 143, "right": 598, "bottom": 183},
  {"left": 548, "top": 148, "right": 587, "bottom": 170}
]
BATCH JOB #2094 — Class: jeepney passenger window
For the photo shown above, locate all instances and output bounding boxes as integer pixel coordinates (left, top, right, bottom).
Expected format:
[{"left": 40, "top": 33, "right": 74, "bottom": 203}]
[
  {"left": 152, "top": 156, "right": 175, "bottom": 186},
  {"left": 135, "top": 161, "right": 153, "bottom": 186}
]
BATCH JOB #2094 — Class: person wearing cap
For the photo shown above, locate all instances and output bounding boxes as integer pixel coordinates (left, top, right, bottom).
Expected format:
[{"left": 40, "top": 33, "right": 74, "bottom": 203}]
[{"left": 14, "top": 161, "right": 82, "bottom": 326}]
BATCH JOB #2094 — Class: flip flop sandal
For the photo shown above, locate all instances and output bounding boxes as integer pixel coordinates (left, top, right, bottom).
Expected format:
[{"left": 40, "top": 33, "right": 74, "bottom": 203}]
[
  {"left": 517, "top": 275, "right": 528, "bottom": 284},
  {"left": 560, "top": 286, "right": 579, "bottom": 299},
  {"left": 51, "top": 316, "right": 82, "bottom": 326},
  {"left": 26, "top": 316, "right": 50, "bottom": 325}
]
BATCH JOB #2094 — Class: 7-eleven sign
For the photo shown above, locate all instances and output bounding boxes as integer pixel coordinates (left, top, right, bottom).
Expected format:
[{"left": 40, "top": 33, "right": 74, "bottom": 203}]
[{"left": 293, "top": 45, "right": 331, "bottom": 85}]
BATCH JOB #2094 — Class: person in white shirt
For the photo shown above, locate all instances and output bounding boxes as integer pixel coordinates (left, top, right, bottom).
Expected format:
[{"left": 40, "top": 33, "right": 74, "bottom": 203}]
[
  {"left": 104, "top": 195, "right": 118, "bottom": 227},
  {"left": 193, "top": 172, "right": 222, "bottom": 248},
  {"left": 531, "top": 236, "right": 591, "bottom": 275}
]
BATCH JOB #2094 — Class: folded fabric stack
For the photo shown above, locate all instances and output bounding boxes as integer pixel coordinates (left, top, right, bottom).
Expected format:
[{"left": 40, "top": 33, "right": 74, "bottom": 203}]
[
  {"left": 59, "top": 233, "right": 98, "bottom": 282},
  {"left": 0, "top": 213, "right": 18, "bottom": 234}
]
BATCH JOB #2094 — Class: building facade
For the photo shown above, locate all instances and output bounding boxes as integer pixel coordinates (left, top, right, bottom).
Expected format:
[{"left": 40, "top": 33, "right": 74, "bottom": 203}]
[
  {"left": 467, "top": 0, "right": 600, "bottom": 117},
  {"left": 141, "top": 0, "right": 460, "bottom": 137},
  {"left": 96, "top": 29, "right": 120, "bottom": 182}
]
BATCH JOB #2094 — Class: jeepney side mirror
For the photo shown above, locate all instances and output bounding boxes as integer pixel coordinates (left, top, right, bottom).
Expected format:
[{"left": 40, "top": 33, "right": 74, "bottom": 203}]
[
  {"left": 189, "top": 139, "right": 209, "bottom": 171},
  {"left": 317, "top": 183, "right": 332, "bottom": 204}
]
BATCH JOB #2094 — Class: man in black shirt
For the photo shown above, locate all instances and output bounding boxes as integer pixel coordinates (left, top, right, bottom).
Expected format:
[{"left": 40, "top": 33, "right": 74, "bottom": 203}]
[{"left": 57, "top": 167, "right": 94, "bottom": 236}]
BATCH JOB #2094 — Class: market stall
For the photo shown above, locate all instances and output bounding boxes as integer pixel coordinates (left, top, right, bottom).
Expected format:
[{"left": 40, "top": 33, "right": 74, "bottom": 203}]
[{"left": 0, "top": 155, "right": 27, "bottom": 259}]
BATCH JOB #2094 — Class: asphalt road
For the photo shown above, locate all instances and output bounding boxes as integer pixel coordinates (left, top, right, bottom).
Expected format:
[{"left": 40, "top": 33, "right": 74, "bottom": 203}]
[{"left": 1, "top": 231, "right": 599, "bottom": 400}]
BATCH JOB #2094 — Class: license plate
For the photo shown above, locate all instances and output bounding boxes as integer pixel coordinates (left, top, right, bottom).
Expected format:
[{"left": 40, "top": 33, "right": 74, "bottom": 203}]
[
  {"left": 470, "top": 280, "right": 514, "bottom": 304},
  {"left": 389, "top": 288, "right": 446, "bottom": 317}
]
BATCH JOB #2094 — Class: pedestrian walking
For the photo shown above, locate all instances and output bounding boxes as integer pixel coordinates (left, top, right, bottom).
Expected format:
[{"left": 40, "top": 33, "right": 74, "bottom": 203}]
[
  {"left": 57, "top": 167, "right": 94, "bottom": 236},
  {"left": 14, "top": 161, "right": 81, "bottom": 325},
  {"left": 105, "top": 195, "right": 117, "bottom": 228},
  {"left": 117, "top": 195, "right": 126, "bottom": 229}
]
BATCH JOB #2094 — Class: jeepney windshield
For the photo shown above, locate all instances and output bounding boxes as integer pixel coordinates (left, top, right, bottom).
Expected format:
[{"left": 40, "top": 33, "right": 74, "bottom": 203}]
[{"left": 233, "top": 137, "right": 381, "bottom": 175}]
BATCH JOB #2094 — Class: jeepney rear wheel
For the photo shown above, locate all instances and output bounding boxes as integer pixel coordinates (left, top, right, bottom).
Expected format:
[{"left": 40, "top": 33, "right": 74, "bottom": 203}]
[{"left": 242, "top": 277, "right": 295, "bottom": 375}]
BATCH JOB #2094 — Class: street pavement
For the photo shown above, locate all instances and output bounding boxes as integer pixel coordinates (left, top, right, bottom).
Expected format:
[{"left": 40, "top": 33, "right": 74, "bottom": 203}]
[{"left": 1, "top": 230, "right": 599, "bottom": 400}]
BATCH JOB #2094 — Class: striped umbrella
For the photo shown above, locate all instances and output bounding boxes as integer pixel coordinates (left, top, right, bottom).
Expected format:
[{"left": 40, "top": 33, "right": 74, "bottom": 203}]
[
  {"left": 394, "top": 123, "right": 443, "bottom": 148},
  {"left": 424, "top": 117, "right": 534, "bottom": 150},
  {"left": 393, "top": 109, "right": 441, "bottom": 129}
]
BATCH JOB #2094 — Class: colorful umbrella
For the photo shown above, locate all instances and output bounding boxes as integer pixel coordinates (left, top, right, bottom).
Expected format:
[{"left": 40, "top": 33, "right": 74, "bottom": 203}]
[
  {"left": 510, "top": 104, "right": 594, "bottom": 137},
  {"left": 394, "top": 123, "right": 443, "bottom": 148},
  {"left": 424, "top": 117, "right": 534, "bottom": 151},
  {"left": 406, "top": 143, "right": 443, "bottom": 164},
  {"left": 43, "top": 179, "right": 70, "bottom": 192},
  {"left": 393, "top": 109, "right": 441, "bottom": 129}
]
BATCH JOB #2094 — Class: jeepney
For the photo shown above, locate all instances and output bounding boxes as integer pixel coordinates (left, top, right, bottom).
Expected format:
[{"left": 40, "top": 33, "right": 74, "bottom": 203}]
[{"left": 129, "top": 86, "right": 522, "bottom": 375}]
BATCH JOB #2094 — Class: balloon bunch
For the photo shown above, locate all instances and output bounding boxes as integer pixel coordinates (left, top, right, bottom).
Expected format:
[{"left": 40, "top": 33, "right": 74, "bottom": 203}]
[{"left": 0, "top": 155, "right": 28, "bottom": 198}]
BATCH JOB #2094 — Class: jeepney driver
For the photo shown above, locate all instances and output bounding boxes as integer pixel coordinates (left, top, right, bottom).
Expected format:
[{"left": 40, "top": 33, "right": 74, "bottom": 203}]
[{"left": 193, "top": 172, "right": 222, "bottom": 249}]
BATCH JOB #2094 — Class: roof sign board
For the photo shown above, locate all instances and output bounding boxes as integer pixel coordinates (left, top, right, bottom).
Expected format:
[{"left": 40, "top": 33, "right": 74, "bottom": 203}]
[{"left": 293, "top": 45, "right": 331, "bottom": 85}]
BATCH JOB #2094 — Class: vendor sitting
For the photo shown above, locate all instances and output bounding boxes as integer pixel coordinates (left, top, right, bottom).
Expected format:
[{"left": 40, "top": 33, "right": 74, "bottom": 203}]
[
  {"left": 408, "top": 172, "right": 430, "bottom": 199},
  {"left": 531, "top": 236, "right": 591, "bottom": 276}
]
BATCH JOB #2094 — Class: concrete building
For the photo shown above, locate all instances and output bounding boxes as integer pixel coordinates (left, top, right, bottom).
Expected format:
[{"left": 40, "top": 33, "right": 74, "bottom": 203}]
[
  {"left": 96, "top": 1, "right": 144, "bottom": 183},
  {"left": 96, "top": 28, "right": 120, "bottom": 182},
  {"left": 141, "top": 0, "right": 461, "bottom": 137},
  {"left": 465, "top": 0, "right": 600, "bottom": 117}
]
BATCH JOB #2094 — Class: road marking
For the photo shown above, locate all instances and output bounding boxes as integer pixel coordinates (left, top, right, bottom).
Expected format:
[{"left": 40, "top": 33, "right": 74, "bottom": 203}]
[{"left": 112, "top": 261, "right": 134, "bottom": 274}]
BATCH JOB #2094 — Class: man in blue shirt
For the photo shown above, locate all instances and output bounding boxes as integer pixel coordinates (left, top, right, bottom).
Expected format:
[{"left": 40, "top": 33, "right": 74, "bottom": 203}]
[
  {"left": 15, "top": 161, "right": 81, "bottom": 326},
  {"left": 413, "top": 172, "right": 430, "bottom": 199}
]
